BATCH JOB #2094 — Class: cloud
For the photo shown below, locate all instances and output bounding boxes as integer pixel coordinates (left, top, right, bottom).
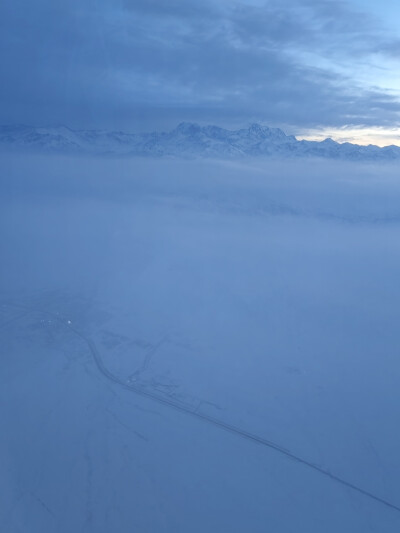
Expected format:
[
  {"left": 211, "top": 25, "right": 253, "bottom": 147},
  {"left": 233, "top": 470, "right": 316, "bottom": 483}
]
[{"left": 0, "top": 0, "right": 399, "bottom": 130}]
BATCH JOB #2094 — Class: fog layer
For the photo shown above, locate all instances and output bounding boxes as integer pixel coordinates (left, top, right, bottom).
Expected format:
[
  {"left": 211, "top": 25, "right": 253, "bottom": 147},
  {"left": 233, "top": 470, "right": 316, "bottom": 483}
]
[{"left": 1, "top": 155, "right": 400, "bottom": 532}]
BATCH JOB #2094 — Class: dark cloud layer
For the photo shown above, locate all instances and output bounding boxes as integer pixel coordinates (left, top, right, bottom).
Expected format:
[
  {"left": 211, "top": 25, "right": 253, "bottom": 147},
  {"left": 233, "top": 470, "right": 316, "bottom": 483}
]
[{"left": 0, "top": 0, "right": 399, "bottom": 131}]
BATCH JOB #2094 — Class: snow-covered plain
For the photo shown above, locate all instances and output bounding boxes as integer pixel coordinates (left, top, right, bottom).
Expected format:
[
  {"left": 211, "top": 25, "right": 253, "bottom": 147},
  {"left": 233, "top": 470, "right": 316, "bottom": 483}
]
[{"left": 1, "top": 154, "right": 400, "bottom": 532}]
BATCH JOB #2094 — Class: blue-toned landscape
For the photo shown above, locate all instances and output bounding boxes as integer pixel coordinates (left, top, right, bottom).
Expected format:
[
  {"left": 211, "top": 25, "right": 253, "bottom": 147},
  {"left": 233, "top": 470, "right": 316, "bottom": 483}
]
[
  {"left": 1, "top": 1, "right": 400, "bottom": 532},
  {"left": 2, "top": 155, "right": 400, "bottom": 531}
]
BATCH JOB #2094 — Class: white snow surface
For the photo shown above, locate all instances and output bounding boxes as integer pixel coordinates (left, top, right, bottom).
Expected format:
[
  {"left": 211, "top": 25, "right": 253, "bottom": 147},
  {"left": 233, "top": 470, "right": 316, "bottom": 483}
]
[
  {"left": 1, "top": 154, "right": 400, "bottom": 532},
  {"left": 1, "top": 122, "right": 400, "bottom": 160}
]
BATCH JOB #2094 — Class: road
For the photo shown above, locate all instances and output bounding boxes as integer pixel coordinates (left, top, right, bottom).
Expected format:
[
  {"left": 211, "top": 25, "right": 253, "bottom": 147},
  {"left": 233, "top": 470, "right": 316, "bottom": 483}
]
[{"left": 3, "top": 299, "right": 400, "bottom": 516}]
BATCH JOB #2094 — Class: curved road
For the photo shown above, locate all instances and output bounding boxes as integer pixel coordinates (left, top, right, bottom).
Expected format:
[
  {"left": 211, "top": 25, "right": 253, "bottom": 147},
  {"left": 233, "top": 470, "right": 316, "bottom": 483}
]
[{"left": 3, "top": 300, "right": 400, "bottom": 515}]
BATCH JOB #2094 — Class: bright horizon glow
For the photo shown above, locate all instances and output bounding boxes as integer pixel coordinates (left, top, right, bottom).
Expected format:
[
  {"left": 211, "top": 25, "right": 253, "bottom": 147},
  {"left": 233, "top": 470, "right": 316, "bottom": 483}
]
[{"left": 296, "top": 126, "right": 400, "bottom": 148}]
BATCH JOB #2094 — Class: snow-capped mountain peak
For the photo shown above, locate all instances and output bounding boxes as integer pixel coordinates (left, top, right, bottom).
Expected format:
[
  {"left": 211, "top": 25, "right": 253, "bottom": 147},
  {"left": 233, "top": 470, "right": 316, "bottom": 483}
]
[
  {"left": 174, "top": 122, "right": 203, "bottom": 135},
  {"left": 0, "top": 122, "right": 399, "bottom": 160}
]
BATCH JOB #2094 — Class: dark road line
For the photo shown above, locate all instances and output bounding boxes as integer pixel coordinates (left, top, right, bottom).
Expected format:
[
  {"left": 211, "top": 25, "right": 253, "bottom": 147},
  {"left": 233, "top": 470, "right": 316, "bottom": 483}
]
[{"left": 4, "top": 300, "right": 400, "bottom": 515}]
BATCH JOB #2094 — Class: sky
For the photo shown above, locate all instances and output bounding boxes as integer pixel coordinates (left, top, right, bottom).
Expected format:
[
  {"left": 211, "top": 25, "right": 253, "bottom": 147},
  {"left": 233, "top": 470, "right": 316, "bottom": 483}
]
[{"left": 1, "top": 0, "right": 400, "bottom": 145}]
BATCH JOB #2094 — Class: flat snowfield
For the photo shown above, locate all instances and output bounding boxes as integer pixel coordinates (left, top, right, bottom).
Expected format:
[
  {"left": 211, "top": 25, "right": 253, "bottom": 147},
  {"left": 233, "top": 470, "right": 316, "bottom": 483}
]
[{"left": 1, "top": 154, "right": 400, "bottom": 532}]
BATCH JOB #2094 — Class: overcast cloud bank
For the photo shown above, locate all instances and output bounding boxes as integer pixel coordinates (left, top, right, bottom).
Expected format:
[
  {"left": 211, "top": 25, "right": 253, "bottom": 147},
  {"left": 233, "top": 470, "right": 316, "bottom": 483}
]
[{"left": 1, "top": 0, "right": 400, "bottom": 133}]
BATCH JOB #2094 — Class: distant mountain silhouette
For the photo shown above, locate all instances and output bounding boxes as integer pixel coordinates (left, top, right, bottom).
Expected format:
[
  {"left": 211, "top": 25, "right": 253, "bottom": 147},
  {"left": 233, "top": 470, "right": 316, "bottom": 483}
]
[{"left": 1, "top": 122, "right": 399, "bottom": 160}]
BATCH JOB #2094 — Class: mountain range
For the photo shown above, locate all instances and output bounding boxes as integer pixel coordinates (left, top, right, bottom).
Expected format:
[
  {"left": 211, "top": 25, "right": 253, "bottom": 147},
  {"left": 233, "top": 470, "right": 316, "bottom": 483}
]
[{"left": 1, "top": 122, "right": 399, "bottom": 160}]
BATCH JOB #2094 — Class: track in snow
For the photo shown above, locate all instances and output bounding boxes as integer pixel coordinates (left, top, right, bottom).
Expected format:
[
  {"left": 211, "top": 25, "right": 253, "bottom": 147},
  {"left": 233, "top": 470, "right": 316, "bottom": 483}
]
[{"left": 3, "top": 300, "right": 400, "bottom": 515}]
